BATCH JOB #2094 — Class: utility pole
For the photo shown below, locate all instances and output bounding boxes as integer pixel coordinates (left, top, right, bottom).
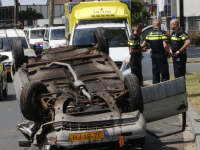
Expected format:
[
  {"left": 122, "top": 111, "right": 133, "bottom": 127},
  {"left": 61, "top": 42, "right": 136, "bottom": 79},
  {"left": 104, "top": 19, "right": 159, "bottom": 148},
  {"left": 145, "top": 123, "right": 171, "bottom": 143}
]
[
  {"left": 179, "top": 0, "right": 184, "bottom": 30},
  {"left": 14, "top": 0, "right": 18, "bottom": 24},
  {"left": 49, "top": 0, "right": 54, "bottom": 26}
]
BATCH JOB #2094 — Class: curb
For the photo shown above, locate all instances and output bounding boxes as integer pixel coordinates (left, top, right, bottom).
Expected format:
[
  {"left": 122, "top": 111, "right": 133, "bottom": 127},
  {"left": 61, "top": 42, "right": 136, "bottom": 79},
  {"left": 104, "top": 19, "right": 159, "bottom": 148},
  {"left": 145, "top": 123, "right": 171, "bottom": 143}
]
[{"left": 187, "top": 104, "right": 200, "bottom": 150}]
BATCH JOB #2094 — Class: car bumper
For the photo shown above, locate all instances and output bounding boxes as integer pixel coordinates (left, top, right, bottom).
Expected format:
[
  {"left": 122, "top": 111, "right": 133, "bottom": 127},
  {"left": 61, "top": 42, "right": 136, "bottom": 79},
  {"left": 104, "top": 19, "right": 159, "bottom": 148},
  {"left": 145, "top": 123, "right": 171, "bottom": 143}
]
[{"left": 33, "top": 111, "right": 146, "bottom": 149}]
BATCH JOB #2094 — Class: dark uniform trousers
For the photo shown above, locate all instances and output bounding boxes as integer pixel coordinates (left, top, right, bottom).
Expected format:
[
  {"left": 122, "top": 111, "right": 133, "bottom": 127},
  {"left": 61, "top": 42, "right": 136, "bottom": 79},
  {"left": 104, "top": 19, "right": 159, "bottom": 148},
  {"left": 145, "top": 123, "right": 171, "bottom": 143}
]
[
  {"left": 151, "top": 53, "right": 169, "bottom": 84},
  {"left": 128, "top": 34, "right": 143, "bottom": 86},
  {"left": 145, "top": 28, "right": 170, "bottom": 84},
  {"left": 130, "top": 55, "right": 143, "bottom": 86},
  {"left": 172, "top": 52, "right": 187, "bottom": 78}
]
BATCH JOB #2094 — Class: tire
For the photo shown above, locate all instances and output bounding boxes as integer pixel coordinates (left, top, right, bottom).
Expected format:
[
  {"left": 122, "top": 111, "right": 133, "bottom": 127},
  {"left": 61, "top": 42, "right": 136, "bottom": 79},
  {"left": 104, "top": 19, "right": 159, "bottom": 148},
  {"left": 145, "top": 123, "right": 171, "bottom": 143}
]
[
  {"left": 20, "top": 81, "right": 48, "bottom": 121},
  {"left": 124, "top": 74, "right": 144, "bottom": 113},
  {"left": 3, "top": 82, "right": 8, "bottom": 96},
  {"left": 11, "top": 38, "right": 25, "bottom": 70},
  {"left": 94, "top": 27, "right": 109, "bottom": 55}
]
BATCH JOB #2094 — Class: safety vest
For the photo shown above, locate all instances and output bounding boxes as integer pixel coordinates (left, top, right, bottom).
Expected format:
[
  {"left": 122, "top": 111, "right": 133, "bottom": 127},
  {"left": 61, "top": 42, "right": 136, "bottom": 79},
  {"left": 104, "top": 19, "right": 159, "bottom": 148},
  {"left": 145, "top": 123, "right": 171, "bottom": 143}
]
[
  {"left": 171, "top": 28, "right": 189, "bottom": 52},
  {"left": 145, "top": 28, "right": 168, "bottom": 52}
]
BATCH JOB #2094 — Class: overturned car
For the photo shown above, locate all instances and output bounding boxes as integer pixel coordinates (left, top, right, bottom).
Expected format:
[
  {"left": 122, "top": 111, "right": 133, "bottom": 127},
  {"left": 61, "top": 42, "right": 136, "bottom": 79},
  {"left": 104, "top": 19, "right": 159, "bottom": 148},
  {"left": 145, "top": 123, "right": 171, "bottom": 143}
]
[
  {"left": 12, "top": 28, "right": 188, "bottom": 150},
  {"left": 12, "top": 28, "right": 146, "bottom": 150}
]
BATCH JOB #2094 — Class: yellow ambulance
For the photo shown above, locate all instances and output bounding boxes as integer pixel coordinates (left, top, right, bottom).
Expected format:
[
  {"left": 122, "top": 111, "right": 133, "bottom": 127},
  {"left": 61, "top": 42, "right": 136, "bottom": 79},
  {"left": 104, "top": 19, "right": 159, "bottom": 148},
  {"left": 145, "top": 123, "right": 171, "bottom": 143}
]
[{"left": 64, "top": 0, "right": 131, "bottom": 37}]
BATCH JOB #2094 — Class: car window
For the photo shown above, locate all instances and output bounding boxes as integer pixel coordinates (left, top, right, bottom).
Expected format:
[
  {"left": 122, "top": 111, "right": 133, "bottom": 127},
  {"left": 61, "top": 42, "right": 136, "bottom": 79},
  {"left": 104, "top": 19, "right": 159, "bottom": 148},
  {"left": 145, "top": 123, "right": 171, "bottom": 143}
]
[
  {"left": 50, "top": 28, "right": 65, "bottom": 40},
  {"left": 107, "top": 28, "right": 129, "bottom": 47},
  {"left": 141, "top": 27, "right": 153, "bottom": 43},
  {"left": 30, "top": 29, "right": 45, "bottom": 39},
  {"left": 73, "top": 27, "right": 129, "bottom": 47},
  {"left": 73, "top": 28, "right": 94, "bottom": 46},
  {"left": 0, "top": 37, "right": 28, "bottom": 51}
]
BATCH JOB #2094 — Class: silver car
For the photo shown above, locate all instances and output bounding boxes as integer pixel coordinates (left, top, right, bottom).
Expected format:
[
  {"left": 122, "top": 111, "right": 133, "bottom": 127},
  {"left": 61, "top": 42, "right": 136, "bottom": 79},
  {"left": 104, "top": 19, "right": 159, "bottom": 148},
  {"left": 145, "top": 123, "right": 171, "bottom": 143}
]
[{"left": 11, "top": 27, "right": 187, "bottom": 150}]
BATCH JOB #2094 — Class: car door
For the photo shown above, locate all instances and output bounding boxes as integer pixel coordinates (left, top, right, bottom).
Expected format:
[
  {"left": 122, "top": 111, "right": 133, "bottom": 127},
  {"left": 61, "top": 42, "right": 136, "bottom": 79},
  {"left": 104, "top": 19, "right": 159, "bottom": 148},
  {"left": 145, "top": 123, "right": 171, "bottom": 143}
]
[
  {"left": 43, "top": 29, "right": 49, "bottom": 49},
  {"left": 142, "top": 77, "right": 188, "bottom": 123}
]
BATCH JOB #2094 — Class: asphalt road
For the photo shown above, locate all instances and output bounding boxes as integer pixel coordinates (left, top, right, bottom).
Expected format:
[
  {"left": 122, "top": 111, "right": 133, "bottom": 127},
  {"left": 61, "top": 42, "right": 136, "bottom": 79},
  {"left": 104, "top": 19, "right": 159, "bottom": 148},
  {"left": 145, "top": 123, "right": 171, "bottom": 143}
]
[
  {"left": 0, "top": 83, "right": 195, "bottom": 150},
  {"left": 187, "top": 47, "right": 200, "bottom": 58}
]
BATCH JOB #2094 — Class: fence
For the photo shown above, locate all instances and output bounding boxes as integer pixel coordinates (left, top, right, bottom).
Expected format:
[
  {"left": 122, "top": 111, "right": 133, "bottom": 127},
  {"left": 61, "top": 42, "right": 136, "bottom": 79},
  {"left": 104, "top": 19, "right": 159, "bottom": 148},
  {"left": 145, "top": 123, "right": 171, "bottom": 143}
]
[
  {"left": 0, "top": 4, "right": 64, "bottom": 25},
  {"left": 0, "top": 6, "right": 14, "bottom": 24}
]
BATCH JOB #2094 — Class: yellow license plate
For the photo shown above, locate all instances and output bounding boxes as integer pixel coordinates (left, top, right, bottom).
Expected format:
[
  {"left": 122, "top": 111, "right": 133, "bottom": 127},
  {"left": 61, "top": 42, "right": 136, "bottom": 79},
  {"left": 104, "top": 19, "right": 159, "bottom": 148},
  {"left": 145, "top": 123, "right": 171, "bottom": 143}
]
[
  {"left": 69, "top": 131, "right": 105, "bottom": 142},
  {"left": 6, "top": 68, "right": 11, "bottom": 72}
]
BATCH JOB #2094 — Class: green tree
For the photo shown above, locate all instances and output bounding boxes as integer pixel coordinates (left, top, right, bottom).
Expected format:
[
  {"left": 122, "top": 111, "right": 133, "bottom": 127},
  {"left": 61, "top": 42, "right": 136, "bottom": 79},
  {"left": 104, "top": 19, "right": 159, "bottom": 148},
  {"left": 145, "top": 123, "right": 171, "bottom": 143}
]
[
  {"left": 131, "top": 0, "right": 151, "bottom": 25},
  {"left": 19, "top": 7, "right": 44, "bottom": 20}
]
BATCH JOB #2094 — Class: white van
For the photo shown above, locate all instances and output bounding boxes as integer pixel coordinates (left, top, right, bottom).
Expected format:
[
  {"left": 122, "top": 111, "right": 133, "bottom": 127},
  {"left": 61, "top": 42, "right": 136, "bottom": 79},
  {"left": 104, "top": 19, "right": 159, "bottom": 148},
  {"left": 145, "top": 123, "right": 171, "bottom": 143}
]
[
  {"left": 43, "top": 26, "right": 66, "bottom": 49},
  {"left": 0, "top": 28, "right": 29, "bottom": 78},
  {"left": 24, "top": 27, "right": 46, "bottom": 50}
]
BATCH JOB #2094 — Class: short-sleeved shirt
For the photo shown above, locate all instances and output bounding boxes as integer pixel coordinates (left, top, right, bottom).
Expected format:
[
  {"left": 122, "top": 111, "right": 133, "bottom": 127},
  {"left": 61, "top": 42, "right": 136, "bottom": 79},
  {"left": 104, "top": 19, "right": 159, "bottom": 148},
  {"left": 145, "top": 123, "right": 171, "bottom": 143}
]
[
  {"left": 128, "top": 34, "right": 142, "bottom": 56},
  {"left": 171, "top": 28, "right": 189, "bottom": 52},
  {"left": 145, "top": 28, "right": 168, "bottom": 52}
]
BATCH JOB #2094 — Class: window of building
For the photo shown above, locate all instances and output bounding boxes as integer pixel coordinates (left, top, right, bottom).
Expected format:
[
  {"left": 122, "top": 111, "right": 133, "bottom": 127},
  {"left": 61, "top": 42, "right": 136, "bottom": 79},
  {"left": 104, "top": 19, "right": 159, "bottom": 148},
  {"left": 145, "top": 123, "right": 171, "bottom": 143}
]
[
  {"left": 188, "top": 17, "right": 200, "bottom": 31},
  {"left": 160, "top": 0, "right": 171, "bottom": 17}
]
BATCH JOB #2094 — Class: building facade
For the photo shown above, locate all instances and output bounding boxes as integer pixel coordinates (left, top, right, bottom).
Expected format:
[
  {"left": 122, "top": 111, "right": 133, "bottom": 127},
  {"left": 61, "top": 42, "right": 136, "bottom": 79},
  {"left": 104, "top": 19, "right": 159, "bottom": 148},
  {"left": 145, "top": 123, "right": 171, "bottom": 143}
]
[{"left": 143, "top": 0, "right": 200, "bottom": 34}]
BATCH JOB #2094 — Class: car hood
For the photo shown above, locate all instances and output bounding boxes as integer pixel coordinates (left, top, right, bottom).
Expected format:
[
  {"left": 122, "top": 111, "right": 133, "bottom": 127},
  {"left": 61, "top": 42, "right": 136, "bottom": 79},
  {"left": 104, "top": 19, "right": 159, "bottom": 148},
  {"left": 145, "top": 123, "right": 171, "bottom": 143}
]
[
  {"left": 109, "top": 47, "right": 130, "bottom": 62},
  {"left": 49, "top": 40, "right": 67, "bottom": 48},
  {"left": 29, "top": 39, "right": 43, "bottom": 45}
]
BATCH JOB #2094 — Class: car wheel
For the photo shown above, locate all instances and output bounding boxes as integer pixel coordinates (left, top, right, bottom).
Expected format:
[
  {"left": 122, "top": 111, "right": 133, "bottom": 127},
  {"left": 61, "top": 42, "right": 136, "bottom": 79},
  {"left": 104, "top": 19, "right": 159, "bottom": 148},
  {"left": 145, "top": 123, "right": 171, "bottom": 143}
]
[
  {"left": 20, "top": 80, "right": 48, "bottom": 121},
  {"left": 0, "top": 83, "right": 3, "bottom": 100},
  {"left": 124, "top": 74, "right": 144, "bottom": 113},
  {"left": 94, "top": 27, "right": 109, "bottom": 55},
  {"left": 3, "top": 82, "right": 8, "bottom": 96},
  {"left": 11, "top": 38, "right": 25, "bottom": 71}
]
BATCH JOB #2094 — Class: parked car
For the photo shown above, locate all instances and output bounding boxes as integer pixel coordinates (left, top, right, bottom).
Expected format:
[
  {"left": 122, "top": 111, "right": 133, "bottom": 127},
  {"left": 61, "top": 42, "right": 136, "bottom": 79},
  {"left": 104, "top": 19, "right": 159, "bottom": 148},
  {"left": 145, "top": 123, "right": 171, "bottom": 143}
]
[
  {"left": 43, "top": 26, "right": 66, "bottom": 49},
  {"left": 24, "top": 27, "right": 46, "bottom": 51},
  {"left": 0, "top": 55, "right": 9, "bottom": 99},
  {"left": 0, "top": 25, "right": 29, "bottom": 80},
  {"left": 11, "top": 27, "right": 188, "bottom": 150}
]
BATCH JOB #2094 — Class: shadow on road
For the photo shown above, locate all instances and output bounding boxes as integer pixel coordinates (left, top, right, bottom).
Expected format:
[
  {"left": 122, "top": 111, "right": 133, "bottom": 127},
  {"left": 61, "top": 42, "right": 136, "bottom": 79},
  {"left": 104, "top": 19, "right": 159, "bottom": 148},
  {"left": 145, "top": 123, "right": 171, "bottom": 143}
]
[{"left": 1, "top": 94, "right": 16, "bottom": 102}]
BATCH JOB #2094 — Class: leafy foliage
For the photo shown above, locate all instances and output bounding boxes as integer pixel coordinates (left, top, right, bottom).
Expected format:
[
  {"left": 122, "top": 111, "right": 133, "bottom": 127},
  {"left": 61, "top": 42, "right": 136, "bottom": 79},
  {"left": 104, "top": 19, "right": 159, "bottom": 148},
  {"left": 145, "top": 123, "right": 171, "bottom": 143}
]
[
  {"left": 190, "top": 35, "right": 200, "bottom": 46},
  {"left": 19, "top": 7, "right": 44, "bottom": 20},
  {"left": 131, "top": 0, "right": 151, "bottom": 25}
]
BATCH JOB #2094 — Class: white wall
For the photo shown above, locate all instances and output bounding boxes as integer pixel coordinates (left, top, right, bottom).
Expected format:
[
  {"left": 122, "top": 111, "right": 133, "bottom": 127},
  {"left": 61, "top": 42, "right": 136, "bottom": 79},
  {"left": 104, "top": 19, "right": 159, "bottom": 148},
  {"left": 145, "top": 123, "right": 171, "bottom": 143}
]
[{"left": 177, "top": 0, "right": 200, "bottom": 17}]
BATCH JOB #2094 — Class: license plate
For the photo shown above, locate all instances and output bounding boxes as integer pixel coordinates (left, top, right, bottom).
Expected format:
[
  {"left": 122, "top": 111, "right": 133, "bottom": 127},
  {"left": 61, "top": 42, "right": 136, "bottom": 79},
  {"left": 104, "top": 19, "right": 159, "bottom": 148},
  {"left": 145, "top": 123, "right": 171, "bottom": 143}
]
[
  {"left": 69, "top": 131, "right": 105, "bottom": 142},
  {"left": 6, "top": 68, "right": 11, "bottom": 72}
]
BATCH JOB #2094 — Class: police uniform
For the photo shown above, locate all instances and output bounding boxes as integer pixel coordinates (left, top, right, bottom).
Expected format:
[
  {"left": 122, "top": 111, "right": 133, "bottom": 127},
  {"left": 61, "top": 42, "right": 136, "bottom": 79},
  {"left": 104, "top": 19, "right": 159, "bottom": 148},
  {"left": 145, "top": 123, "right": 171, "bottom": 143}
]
[
  {"left": 128, "top": 34, "right": 143, "bottom": 86},
  {"left": 145, "top": 28, "right": 170, "bottom": 84},
  {"left": 171, "top": 28, "right": 189, "bottom": 78}
]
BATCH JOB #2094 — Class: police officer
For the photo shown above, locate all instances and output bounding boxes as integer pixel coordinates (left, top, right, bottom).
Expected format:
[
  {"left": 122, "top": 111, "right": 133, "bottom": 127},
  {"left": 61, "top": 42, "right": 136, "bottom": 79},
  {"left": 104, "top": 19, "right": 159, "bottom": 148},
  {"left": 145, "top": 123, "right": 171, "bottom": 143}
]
[
  {"left": 128, "top": 23, "right": 147, "bottom": 86},
  {"left": 142, "top": 19, "right": 171, "bottom": 84},
  {"left": 170, "top": 19, "right": 191, "bottom": 78}
]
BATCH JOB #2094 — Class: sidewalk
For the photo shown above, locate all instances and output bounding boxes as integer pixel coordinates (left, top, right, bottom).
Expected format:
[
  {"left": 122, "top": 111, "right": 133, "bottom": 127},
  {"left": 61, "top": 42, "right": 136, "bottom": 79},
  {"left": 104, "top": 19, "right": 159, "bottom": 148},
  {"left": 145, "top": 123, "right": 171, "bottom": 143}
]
[{"left": 187, "top": 103, "right": 200, "bottom": 150}]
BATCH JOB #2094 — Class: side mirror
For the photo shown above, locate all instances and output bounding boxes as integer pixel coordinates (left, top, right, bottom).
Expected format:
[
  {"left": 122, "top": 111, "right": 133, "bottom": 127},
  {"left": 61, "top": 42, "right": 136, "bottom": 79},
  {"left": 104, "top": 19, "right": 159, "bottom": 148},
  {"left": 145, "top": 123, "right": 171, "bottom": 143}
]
[
  {"left": 43, "top": 37, "right": 48, "bottom": 41},
  {"left": 0, "top": 55, "right": 9, "bottom": 62}
]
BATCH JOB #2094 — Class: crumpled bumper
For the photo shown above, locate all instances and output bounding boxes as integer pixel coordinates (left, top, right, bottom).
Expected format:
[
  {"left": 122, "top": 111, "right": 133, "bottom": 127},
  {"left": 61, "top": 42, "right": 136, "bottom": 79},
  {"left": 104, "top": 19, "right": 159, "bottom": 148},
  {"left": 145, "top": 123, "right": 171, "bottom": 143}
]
[{"left": 33, "top": 110, "right": 146, "bottom": 149}]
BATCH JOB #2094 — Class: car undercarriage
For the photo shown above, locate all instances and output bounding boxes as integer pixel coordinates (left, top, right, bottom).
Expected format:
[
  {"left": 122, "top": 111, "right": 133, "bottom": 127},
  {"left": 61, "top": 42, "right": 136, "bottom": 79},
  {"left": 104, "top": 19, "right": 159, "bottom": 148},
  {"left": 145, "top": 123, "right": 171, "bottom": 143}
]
[{"left": 12, "top": 28, "right": 146, "bottom": 150}]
